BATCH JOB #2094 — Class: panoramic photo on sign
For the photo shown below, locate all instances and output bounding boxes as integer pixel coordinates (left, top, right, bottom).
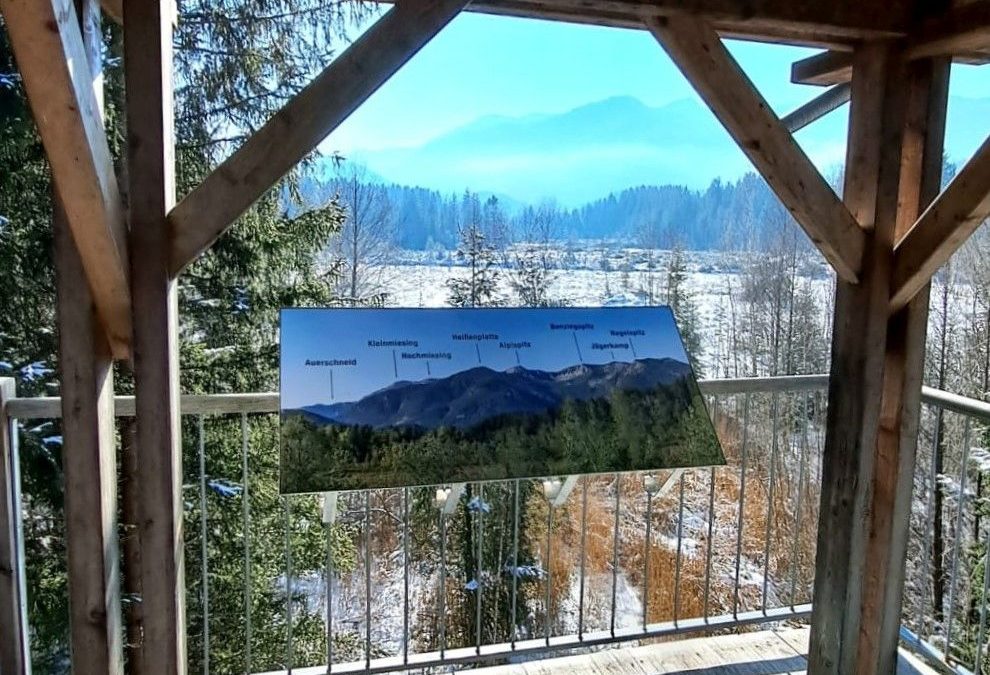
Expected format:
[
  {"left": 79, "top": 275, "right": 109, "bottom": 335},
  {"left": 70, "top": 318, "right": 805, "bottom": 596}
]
[{"left": 279, "top": 307, "right": 724, "bottom": 493}]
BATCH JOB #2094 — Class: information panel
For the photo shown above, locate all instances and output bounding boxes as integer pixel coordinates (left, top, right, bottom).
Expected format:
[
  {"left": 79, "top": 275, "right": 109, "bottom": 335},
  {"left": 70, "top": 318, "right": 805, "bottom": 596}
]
[{"left": 279, "top": 307, "right": 724, "bottom": 493}]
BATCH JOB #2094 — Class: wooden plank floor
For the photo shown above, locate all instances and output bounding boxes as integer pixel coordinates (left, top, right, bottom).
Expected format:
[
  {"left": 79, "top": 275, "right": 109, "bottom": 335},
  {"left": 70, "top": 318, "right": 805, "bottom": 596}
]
[{"left": 469, "top": 626, "right": 941, "bottom": 675}]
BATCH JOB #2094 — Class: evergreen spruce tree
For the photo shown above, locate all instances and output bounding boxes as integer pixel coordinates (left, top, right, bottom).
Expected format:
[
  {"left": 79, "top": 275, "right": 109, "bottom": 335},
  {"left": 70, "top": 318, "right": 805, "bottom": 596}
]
[
  {"left": 665, "top": 246, "right": 703, "bottom": 375},
  {"left": 1, "top": 3, "right": 367, "bottom": 670},
  {"left": 447, "top": 223, "right": 501, "bottom": 308}
]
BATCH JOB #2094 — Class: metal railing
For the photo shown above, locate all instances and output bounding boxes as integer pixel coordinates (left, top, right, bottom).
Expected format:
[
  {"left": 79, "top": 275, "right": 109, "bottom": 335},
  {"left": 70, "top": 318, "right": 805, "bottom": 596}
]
[{"left": 1, "top": 374, "right": 988, "bottom": 674}]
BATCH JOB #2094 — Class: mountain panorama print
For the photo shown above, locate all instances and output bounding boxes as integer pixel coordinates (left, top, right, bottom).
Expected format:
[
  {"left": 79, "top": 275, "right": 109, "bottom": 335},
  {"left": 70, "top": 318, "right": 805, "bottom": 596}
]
[{"left": 279, "top": 307, "right": 725, "bottom": 494}]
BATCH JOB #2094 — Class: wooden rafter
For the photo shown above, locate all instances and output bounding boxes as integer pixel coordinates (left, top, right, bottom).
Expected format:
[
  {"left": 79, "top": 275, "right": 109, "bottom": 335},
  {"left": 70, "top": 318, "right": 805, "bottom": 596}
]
[
  {"left": 794, "top": 51, "right": 990, "bottom": 89},
  {"left": 1, "top": 0, "right": 131, "bottom": 359},
  {"left": 781, "top": 83, "right": 851, "bottom": 133},
  {"left": 792, "top": 51, "right": 854, "bottom": 86},
  {"left": 420, "top": 0, "right": 912, "bottom": 47},
  {"left": 890, "top": 134, "right": 990, "bottom": 312},
  {"left": 794, "top": 16, "right": 990, "bottom": 88},
  {"left": 168, "top": 0, "right": 468, "bottom": 276},
  {"left": 906, "top": 1, "right": 990, "bottom": 60},
  {"left": 646, "top": 14, "right": 865, "bottom": 283},
  {"left": 100, "top": 0, "right": 121, "bottom": 23}
]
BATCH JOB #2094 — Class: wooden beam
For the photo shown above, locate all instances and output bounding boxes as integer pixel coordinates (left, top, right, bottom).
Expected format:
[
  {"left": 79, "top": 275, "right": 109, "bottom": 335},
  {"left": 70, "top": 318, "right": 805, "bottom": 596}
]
[
  {"left": 168, "top": 0, "right": 467, "bottom": 275},
  {"left": 124, "top": 0, "right": 185, "bottom": 672},
  {"left": 782, "top": 83, "right": 851, "bottom": 133},
  {"left": 808, "top": 45, "right": 949, "bottom": 674},
  {"left": 792, "top": 48, "right": 989, "bottom": 88},
  {"left": 647, "top": 14, "right": 866, "bottom": 283},
  {"left": 809, "top": 43, "right": 899, "bottom": 675},
  {"left": 398, "top": 0, "right": 912, "bottom": 48},
  {"left": 890, "top": 133, "right": 990, "bottom": 311},
  {"left": 100, "top": 0, "right": 122, "bottom": 22},
  {"left": 792, "top": 51, "right": 854, "bottom": 86},
  {"left": 55, "top": 1, "right": 123, "bottom": 672},
  {"left": 0, "top": 378, "right": 29, "bottom": 675},
  {"left": 56, "top": 205, "right": 124, "bottom": 675},
  {"left": 0, "top": 0, "right": 132, "bottom": 359},
  {"left": 864, "top": 56, "right": 949, "bottom": 675},
  {"left": 906, "top": 2, "right": 990, "bottom": 60}
]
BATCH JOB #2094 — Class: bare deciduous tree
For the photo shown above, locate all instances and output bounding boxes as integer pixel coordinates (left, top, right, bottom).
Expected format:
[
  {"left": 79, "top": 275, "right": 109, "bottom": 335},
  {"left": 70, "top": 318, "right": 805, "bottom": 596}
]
[{"left": 327, "top": 163, "right": 395, "bottom": 305}]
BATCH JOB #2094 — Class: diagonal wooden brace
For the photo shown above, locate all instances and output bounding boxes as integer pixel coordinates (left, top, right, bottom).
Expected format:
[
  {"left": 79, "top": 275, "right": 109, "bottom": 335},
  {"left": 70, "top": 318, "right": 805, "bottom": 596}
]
[{"left": 647, "top": 14, "right": 866, "bottom": 284}]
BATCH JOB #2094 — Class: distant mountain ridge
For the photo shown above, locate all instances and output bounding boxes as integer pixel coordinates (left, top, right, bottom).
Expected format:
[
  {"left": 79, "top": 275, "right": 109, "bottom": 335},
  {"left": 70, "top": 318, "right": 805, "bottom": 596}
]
[
  {"left": 340, "top": 95, "right": 990, "bottom": 206},
  {"left": 289, "top": 357, "right": 693, "bottom": 430}
]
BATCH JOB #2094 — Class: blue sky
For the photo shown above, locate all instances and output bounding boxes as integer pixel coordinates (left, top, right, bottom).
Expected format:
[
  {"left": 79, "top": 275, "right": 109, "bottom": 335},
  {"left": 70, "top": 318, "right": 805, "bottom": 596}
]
[
  {"left": 321, "top": 12, "right": 990, "bottom": 156},
  {"left": 280, "top": 307, "right": 689, "bottom": 408}
]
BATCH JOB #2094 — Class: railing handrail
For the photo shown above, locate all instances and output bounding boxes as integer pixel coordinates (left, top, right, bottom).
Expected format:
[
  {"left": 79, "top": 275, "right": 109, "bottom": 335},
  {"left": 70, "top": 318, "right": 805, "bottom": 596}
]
[
  {"left": 4, "top": 371, "right": 985, "bottom": 674},
  {"left": 5, "top": 373, "right": 988, "bottom": 423}
]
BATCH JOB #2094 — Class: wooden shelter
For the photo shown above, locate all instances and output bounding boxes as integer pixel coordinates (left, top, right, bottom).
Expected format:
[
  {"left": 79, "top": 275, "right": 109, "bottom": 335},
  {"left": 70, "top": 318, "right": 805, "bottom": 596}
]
[{"left": 1, "top": 0, "right": 989, "bottom": 673}]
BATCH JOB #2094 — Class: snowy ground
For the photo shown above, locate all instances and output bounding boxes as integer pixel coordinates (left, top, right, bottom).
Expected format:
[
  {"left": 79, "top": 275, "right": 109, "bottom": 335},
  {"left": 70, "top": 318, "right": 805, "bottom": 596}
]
[
  {"left": 297, "top": 245, "right": 831, "bottom": 664},
  {"left": 380, "top": 245, "right": 834, "bottom": 375}
]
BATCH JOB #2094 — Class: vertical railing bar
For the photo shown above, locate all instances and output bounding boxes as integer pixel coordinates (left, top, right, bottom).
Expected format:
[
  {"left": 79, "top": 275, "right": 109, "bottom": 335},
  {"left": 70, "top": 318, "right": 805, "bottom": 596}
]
[
  {"left": 762, "top": 392, "right": 780, "bottom": 614},
  {"left": 326, "top": 516, "right": 336, "bottom": 675},
  {"left": 789, "top": 392, "right": 810, "bottom": 609},
  {"left": 643, "top": 489, "right": 653, "bottom": 631},
  {"left": 578, "top": 476, "right": 588, "bottom": 641},
  {"left": 198, "top": 415, "right": 210, "bottom": 675},
  {"left": 734, "top": 393, "right": 751, "bottom": 618},
  {"left": 284, "top": 497, "right": 293, "bottom": 673},
  {"left": 610, "top": 473, "right": 621, "bottom": 638},
  {"left": 945, "top": 417, "right": 972, "bottom": 661},
  {"left": 7, "top": 415, "right": 30, "bottom": 673},
  {"left": 403, "top": 487, "right": 410, "bottom": 665},
  {"left": 364, "top": 491, "right": 372, "bottom": 671},
  {"left": 704, "top": 465, "right": 716, "bottom": 623},
  {"left": 974, "top": 499, "right": 990, "bottom": 674},
  {"left": 510, "top": 480, "right": 520, "bottom": 649},
  {"left": 241, "top": 413, "right": 252, "bottom": 675},
  {"left": 476, "top": 483, "right": 484, "bottom": 654},
  {"left": 674, "top": 472, "right": 685, "bottom": 625},
  {"left": 545, "top": 499, "right": 553, "bottom": 646},
  {"left": 918, "top": 404, "right": 942, "bottom": 642},
  {"left": 703, "top": 395, "right": 718, "bottom": 623},
  {"left": 439, "top": 508, "right": 447, "bottom": 659}
]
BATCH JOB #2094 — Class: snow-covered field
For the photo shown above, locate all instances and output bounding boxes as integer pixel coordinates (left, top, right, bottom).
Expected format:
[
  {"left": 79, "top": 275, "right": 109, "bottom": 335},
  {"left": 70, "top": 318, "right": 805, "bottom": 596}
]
[
  {"left": 293, "top": 246, "right": 832, "bottom": 665},
  {"left": 380, "top": 245, "right": 835, "bottom": 375}
]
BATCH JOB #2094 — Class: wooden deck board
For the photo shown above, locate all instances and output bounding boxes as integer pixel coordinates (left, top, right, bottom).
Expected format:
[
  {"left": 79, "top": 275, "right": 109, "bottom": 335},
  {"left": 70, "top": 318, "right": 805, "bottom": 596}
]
[{"left": 467, "top": 627, "right": 940, "bottom": 675}]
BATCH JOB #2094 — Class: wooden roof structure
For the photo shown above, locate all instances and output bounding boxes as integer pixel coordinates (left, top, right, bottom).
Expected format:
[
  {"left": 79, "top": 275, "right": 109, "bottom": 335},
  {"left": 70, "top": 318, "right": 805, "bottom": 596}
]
[{"left": 1, "top": 0, "right": 989, "bottom": 674}]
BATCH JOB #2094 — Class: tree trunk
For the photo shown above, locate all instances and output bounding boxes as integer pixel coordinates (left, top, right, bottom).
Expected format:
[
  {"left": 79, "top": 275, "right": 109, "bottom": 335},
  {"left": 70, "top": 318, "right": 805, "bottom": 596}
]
[
  {"left": 120, "top": 419, "right": 144, "bottom": 675},
  {"left": 932, "top": 275, "right": 950, "bottom": 622}
]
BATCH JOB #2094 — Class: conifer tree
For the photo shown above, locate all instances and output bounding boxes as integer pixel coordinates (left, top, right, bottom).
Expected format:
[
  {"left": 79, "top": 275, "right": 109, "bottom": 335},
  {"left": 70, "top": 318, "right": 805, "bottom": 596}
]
[
  {"left": 665, "top": 246, "right": 703, "bottom": 374},
  {"left": 1, "top": 3, "right": 365, "bottom": 670},
  {"left": 447, "top": 223, "right": 501, "bottom": 308}
]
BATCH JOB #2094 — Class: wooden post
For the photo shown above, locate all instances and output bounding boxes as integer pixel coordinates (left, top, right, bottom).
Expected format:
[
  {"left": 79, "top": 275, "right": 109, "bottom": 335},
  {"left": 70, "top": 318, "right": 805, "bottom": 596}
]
[
  {"left": 123, "top": 0, "right": 185, "bottom": 672},
  {"left": 866, "top": 56, "right": 949, "bottom": 674},
  {"left": 53, "top": 0, "right": 124, "bottom": 671},
  {"left": 55, "top": 202, "right": 124, "bottom": 674},
  {"left": 0, "top": 377, "right": 29, "bottom": 675},
  {"left": 808, "top": 46, "right": 949, "bottom": 675}
]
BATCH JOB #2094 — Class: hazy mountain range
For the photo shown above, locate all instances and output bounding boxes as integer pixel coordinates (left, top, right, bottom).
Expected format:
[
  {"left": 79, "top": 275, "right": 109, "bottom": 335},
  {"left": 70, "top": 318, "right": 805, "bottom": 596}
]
[
  {"left": 289, "top": 357, "right": 692, "bottom": 430},
  {"left": 334, "top": 95, "right": 990, "bottom": 206}
]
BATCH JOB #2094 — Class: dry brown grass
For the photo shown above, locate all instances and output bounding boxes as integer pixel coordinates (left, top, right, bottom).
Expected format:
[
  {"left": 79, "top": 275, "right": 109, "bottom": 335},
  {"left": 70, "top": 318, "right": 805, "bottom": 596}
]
[{"left": 406, "top": 397, "right": 823, "bottom": 650}]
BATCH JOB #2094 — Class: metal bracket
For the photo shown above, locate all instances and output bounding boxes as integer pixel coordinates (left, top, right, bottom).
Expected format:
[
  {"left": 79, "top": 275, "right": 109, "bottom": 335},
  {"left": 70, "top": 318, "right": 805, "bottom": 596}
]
[
  {"left": 434, "top": 482, "right": 466, "bottom": 514},
  {"left": 542, "top": 474, "right": 580, "bottom": 508},
  {"left": 644, "top": 469, "right": 684, "bottom": 498},
  {"left": 321, "top": 491, "right": 338, "bottom": 524}
]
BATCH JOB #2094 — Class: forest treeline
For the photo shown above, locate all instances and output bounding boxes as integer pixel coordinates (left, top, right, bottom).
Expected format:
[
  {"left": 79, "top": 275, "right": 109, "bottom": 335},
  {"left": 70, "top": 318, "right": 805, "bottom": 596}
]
[
  {"left": 281, "top": 379, "right": 721, "bottom": 493},
  {"left": 304, "top": 169, "right": 810, "bottom": 252}
]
